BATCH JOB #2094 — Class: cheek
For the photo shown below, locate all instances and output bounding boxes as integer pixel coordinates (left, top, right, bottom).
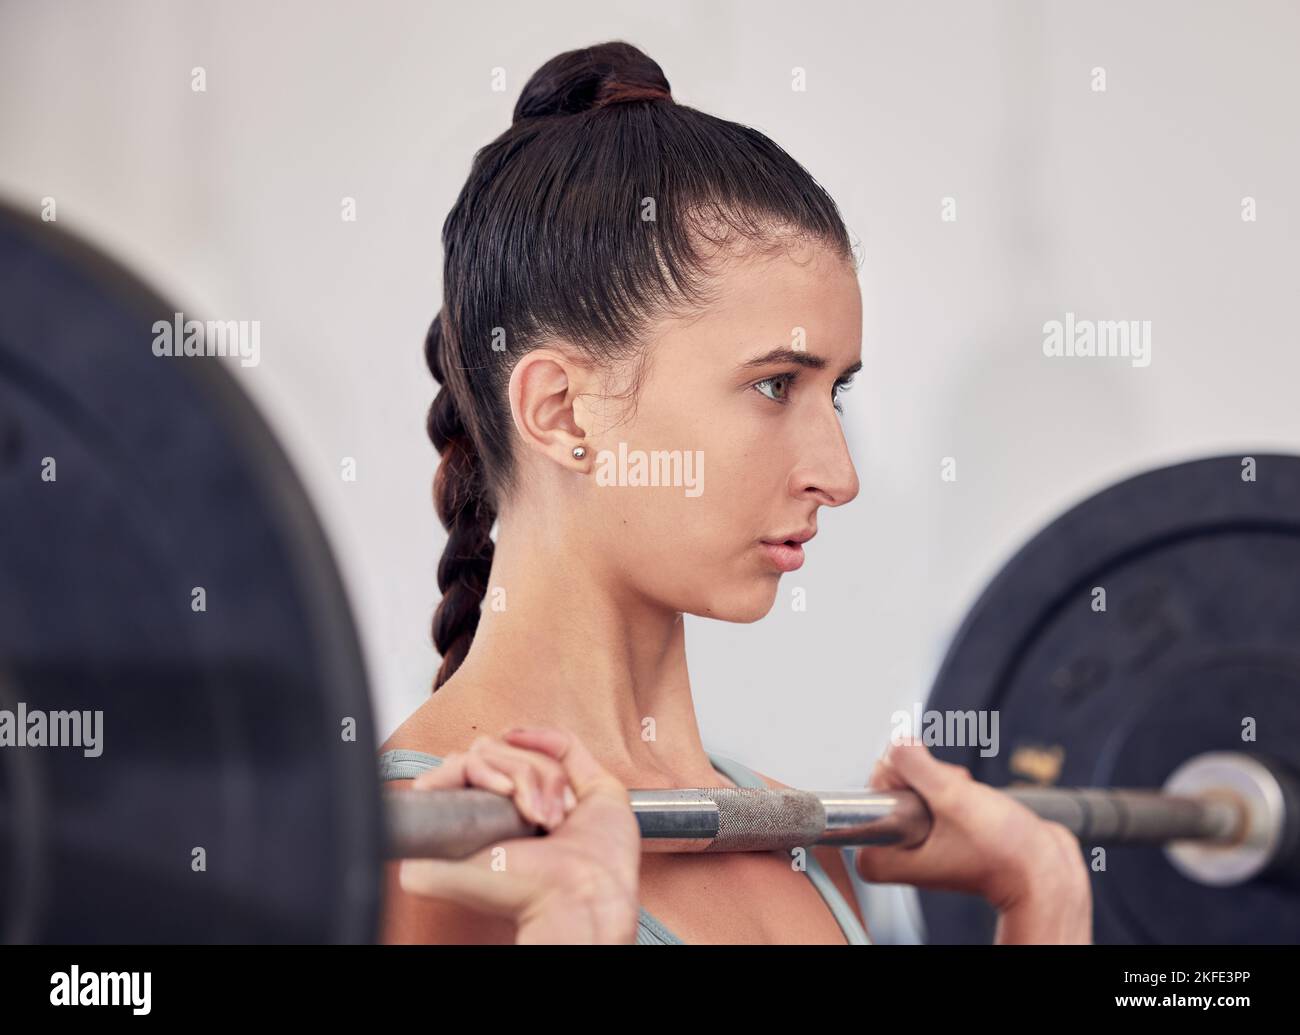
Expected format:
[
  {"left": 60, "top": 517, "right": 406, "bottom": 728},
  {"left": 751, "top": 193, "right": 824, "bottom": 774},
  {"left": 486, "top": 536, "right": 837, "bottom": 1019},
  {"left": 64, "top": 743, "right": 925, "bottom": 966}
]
[
  {"left": 588, "top": 397, "right": 788, "bottom": 612},
  {"left": 593, "top": 488, "right": 782, "bottom": 620}
]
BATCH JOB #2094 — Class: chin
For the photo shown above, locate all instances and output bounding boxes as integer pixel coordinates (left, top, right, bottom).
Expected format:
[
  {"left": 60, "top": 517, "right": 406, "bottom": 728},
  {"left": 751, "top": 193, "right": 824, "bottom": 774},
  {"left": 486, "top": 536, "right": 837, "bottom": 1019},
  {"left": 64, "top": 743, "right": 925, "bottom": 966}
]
[{"left": 683, "top": 578, "right": 780, "bottom": 624}]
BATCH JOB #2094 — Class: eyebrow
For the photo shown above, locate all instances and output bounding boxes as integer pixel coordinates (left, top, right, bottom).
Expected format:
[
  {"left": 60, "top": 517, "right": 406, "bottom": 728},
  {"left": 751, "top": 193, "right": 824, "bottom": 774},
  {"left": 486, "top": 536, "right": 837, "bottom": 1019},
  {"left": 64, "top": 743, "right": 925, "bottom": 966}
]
[{"left": 738, "top": 347, "right": 862, "bottom": 380}]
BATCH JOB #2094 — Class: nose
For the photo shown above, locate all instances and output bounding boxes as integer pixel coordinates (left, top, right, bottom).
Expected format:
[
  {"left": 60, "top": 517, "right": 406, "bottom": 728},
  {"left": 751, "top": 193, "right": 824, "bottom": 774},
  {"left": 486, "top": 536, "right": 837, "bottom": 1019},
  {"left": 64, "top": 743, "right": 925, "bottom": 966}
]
[{"left": 788, "top": 410, "right": 860, "bottom": 507}]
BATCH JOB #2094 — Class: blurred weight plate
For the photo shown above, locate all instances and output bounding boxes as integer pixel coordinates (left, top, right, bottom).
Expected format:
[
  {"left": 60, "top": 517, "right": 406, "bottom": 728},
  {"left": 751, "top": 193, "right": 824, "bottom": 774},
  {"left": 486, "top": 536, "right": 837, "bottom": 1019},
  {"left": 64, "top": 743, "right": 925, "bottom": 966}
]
[
  {"left": 919, "top": 454, "right": 1300, "bottom": 944},
  {"left": 0, "top": 201, "right": 381, "bottom": 942}
]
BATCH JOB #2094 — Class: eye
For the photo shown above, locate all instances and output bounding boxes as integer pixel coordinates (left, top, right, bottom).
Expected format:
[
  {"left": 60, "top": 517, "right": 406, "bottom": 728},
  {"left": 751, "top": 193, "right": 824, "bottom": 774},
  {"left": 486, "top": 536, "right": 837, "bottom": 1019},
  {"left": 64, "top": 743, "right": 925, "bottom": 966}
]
[
  {"left": 832, "top": 375, "right": 856, "bottom": 414},
  {"left": 753, "top": 372, "right": 796, "bottom": 404},
  {"left": 753, "top": 371, "right": 856, "bottom": 412}
]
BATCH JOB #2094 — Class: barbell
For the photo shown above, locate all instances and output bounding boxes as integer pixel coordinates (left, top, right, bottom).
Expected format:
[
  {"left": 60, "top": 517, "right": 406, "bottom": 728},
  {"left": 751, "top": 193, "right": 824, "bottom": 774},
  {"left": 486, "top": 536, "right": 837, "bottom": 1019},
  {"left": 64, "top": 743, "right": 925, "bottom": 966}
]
[
  {"left": 2, "top": 200, "right": 1297, "bottom": 944},
  {"left": 384, "top": 750, "right": 1299, "bottom": 889}
]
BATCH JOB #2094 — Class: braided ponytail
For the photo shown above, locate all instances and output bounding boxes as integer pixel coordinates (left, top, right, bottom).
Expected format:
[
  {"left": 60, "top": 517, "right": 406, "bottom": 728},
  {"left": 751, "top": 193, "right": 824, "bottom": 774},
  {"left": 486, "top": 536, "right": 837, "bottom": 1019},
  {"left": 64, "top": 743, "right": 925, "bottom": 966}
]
[{"left": 424, "top": 307, "right": 496, "bottom": 690}]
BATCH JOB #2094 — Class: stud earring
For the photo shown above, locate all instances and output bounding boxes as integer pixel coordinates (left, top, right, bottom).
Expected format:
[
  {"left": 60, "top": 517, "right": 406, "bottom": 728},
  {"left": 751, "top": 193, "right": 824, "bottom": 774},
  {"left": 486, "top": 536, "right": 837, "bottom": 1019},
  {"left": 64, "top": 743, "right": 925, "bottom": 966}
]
[{"left": 572, "top": 445, "right": 587, "bottom": 460}]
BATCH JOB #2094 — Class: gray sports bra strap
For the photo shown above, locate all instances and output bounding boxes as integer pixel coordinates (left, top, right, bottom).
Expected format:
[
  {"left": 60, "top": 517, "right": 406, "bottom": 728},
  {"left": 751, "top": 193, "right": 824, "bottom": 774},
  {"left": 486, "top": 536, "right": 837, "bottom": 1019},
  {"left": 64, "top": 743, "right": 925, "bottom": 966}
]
[{"left": 378, "top": 747, "right": 443, "bottom": 781}]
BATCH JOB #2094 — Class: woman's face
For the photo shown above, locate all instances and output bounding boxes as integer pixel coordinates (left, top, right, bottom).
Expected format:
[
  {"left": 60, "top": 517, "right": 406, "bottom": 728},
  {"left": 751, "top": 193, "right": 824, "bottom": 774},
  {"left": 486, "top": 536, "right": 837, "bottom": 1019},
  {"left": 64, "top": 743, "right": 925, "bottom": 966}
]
[{"left": 575, "top": 237, "right": 862, "bottom": 621}]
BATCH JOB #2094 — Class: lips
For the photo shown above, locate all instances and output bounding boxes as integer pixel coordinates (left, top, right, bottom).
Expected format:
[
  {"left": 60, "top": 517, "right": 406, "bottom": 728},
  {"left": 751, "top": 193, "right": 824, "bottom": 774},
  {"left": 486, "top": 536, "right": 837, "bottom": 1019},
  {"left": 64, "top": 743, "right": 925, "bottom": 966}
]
[
  {"left": 764, "top": 527, "right": 816, "bottom": 545},
  {"left": 759, "top": 540, "right": 806, "bottom": 572},
  {"left": 759, "top": 526, "right": 815, "bottom": 571}
]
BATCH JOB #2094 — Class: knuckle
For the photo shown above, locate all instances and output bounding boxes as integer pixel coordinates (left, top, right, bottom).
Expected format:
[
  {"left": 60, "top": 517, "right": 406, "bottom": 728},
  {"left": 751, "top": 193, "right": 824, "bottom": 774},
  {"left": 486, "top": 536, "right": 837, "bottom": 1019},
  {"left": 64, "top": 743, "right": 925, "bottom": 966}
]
[
  {"left": 541, "top": 770, "right": 572, "bottom": 798},
  {"left": 927, "top": 782, "right": 963, "bottom": 814},
  {"left": 937, "top": 760, "right": 972, "bottom": 781},
  {"left": 1044, "top": 820, "right": 1081, "bottom": 853},
  {"left": 589, "top": 774, "right": 632, "bottom": 801}
]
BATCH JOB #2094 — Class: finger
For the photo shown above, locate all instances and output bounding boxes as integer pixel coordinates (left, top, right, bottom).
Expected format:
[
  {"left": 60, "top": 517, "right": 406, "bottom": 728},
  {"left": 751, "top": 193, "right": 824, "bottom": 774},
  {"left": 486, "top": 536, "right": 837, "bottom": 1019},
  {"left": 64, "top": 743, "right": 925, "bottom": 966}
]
[
  {"left": 449, "top": 736, "right": 567, "bottom": 829},
  {"left": 398, "top": 855, "right": 532, "bottom": 920},
  {"left": 469, "top": 738, "right": 567, "bottom": 828},
  {"left": 502, "top": 727, "right": 627, "bottom": 804},
  {"left": 854, "top": 830, "right": 960, "bottom": 887},
  {"left": 485, "top": 731, "right": 576, "bottom": 817},
  {"left": 881, "top": 740, "right": 969, "bottom": 801},
  {"left": 852, "top": 832, "right": 932, "bottom": 885},
  {"left": 409, "top": 752, "right": 471, "bottom": 790},
  {"left": 407, "top": 751, "right": 518, "bottom": 799},
  {"left": 463, "top": 752, "right": 518, "bottom": 797},
  {"left": 868, "top": 753, "right": 908, "bottom": 791}
]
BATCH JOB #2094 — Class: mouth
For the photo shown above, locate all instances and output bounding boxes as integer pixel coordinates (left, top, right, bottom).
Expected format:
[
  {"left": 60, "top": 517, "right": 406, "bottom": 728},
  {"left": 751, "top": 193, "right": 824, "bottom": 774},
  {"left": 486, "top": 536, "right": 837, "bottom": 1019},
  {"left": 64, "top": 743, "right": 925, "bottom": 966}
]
[{"left": 758, "top": 536, "right": 811, "bottom": 572}]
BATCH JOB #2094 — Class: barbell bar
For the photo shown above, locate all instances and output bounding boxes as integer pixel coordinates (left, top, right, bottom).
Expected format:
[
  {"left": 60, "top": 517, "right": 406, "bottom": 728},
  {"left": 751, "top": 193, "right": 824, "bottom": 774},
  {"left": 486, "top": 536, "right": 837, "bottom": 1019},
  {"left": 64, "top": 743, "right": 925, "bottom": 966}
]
[{"left": 383, "top": 750, "right": 1300, "bottom": 889}]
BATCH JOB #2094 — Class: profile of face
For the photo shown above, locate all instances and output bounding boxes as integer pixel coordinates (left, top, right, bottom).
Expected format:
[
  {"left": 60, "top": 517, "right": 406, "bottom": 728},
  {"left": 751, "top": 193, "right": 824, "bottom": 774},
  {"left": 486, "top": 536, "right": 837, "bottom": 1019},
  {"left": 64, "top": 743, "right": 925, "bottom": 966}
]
[{"left": 508, "top": 235, "right": 862, "bottom": 622}]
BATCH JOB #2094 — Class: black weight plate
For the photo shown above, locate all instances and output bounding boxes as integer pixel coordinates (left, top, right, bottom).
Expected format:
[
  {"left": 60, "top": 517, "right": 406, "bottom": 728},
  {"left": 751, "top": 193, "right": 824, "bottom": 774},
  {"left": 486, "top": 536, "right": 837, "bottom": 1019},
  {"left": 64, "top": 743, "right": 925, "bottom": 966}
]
[
  {"left": 0, "top": 203, "right": 382, "bottom": 942},
  {"left": 918, "top": 454, "right": 1300, "bottom": 944}
]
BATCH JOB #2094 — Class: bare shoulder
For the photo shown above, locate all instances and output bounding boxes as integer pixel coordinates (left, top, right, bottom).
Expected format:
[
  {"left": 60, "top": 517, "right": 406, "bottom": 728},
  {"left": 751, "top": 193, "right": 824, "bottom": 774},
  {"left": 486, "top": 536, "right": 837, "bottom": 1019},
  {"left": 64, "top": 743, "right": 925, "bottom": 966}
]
[
  {"left": 377, "top": 694, "right": 520, "bottom": 944},
  {"left": 378, "top": 686, "right": 505, "bottom": 758},
  {"left": 745, "top": 766, "right": 871, "bottom": 940}
]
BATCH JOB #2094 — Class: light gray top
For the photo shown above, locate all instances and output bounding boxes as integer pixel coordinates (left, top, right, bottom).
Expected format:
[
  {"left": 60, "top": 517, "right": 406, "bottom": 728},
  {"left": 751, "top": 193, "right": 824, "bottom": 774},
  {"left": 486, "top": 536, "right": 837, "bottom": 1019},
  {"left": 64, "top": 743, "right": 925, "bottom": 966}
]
[{"left": 379, "top": 746, "right": 871, "bottom": 945}]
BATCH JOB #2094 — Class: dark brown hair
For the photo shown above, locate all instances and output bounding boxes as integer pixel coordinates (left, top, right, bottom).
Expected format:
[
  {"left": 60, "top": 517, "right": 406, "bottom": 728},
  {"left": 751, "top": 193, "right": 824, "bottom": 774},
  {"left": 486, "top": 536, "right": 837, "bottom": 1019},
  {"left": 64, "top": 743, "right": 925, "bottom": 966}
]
[{"left": 425, "top": 40, "right": 853, "bottom": 689}]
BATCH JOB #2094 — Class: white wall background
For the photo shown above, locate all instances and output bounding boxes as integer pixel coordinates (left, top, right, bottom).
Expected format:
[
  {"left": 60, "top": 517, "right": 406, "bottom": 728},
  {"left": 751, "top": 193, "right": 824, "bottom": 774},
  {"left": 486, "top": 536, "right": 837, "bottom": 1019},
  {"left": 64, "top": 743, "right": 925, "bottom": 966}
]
[{"left": 4, "top": 0, "right": 1298, "bottom": 940}]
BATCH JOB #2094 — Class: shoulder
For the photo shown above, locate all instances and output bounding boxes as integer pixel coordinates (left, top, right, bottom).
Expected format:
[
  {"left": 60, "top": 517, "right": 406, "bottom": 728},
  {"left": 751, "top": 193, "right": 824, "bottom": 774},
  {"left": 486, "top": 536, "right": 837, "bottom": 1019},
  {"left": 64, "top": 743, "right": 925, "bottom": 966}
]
[
  {"left": 377, "top": 696, "right": 515, "bottom": 943},
  {"left": 742, "top": 764, "right": 872, "bottom": 939},
  {"left": 378, "top": 686, "right": 503, "bottom": 758},
  {"left": 378, "top": 701, "right": 453, "bottom": 757}
]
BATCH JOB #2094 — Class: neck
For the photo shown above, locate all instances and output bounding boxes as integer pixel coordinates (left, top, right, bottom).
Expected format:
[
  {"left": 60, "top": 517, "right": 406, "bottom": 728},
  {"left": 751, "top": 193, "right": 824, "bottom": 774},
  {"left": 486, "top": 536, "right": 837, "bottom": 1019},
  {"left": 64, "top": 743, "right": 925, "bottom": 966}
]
[{"left": 433, "top": 508, "right": 715, "bottom": 785}]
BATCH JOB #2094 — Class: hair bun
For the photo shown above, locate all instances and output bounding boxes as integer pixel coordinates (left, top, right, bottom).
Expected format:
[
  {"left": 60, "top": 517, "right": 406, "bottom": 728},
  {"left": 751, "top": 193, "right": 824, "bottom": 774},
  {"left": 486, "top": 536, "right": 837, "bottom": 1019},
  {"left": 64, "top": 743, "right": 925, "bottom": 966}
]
[{"left": 513, "top": 41, "right": 673, "bottom": 123}]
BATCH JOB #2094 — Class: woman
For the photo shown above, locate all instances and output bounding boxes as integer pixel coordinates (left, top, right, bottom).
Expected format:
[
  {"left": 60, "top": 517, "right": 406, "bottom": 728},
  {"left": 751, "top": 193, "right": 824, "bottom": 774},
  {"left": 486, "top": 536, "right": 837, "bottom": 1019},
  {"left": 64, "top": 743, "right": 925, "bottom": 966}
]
[{"left": 378, "top": 40, "right": 1092, "bottom": 945}]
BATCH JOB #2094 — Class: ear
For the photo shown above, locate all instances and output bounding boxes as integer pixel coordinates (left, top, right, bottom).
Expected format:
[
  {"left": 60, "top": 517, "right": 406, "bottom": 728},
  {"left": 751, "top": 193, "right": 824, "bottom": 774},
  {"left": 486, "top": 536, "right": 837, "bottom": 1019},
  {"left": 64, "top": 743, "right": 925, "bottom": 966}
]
[{"left": 506, "top": 347, "right": 596, "bottom": 471}]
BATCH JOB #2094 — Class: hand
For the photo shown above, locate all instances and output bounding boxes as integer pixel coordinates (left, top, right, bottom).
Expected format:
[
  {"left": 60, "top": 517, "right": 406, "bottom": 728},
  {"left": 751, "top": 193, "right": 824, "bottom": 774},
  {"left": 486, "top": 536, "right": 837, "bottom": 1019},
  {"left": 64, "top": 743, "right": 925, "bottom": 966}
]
[
  {"left": 395, "top": 726, "right": 642, "bottom": 944},
  {"left": 853, "top": 738, "right": 1092, "bottom": 943}
]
